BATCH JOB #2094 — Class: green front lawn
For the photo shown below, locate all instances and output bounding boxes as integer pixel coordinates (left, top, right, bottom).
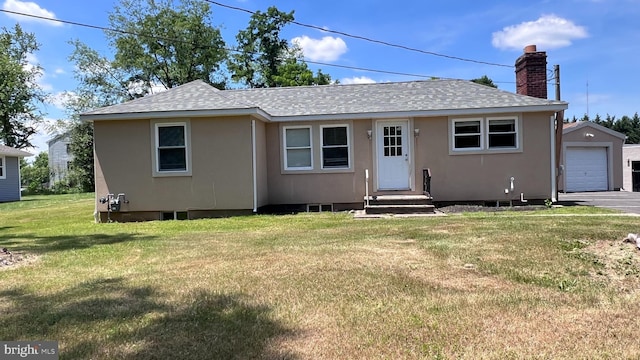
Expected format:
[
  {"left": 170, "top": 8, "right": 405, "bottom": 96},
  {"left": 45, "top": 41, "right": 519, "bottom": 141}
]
[{"left": 1, "top": 194, "right": 639, "bottom": 359}]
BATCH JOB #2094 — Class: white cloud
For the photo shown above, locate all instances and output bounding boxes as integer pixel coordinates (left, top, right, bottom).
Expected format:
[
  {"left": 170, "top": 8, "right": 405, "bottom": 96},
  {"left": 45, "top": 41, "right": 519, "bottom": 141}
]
[
  {"left": 2, "top": 0, "right": 61, "bottom": 26},
  {"left": 340, "top": 76, "right": 376, "bottom": 85},
  {"left": 292, "top": 35, "right": 347, "bottom": 62},
  {"left": 492, "top": 14, "right": 588, "bottom": 51}
]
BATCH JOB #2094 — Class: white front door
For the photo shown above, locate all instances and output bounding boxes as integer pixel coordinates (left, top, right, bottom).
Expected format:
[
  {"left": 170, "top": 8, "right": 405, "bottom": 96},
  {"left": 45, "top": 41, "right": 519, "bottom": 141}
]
[{"left": 377, "top": 120, "right": 410, "bottom": 189}]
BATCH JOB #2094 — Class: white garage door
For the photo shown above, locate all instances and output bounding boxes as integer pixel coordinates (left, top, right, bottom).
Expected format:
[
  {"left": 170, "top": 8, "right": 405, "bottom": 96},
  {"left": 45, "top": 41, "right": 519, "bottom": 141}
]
[{"left": 566, "top": 147, "right": 608, "bottom": 192}]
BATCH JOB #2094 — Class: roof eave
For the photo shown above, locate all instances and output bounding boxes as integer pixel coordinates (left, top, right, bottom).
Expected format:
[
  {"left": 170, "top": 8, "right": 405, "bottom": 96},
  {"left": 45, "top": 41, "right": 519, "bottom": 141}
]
[
  {"left": 80, "top": 107, "right": 272, "bottom": 122},
  {"left": 0, "top": 151, "right": 32, "bottom": 157},
  {"left": 270, "top": 104, "right": 569, "bottom": 122}
]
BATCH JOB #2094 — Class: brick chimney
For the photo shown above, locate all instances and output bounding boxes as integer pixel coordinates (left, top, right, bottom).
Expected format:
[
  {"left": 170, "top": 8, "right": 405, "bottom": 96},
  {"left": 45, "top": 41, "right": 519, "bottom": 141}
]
[{"left": 515, "top": 44, "right": 547, "bottom": 99}]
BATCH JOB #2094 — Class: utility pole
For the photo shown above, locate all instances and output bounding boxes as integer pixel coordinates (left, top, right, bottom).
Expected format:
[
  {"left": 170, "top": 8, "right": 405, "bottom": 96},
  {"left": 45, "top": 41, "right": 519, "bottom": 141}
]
[
  {"left": 553, "top": 64, "right": 564, "bottom": 201},
  {"left": 554, "top": 65, "right": 561, "bottom": 101}
]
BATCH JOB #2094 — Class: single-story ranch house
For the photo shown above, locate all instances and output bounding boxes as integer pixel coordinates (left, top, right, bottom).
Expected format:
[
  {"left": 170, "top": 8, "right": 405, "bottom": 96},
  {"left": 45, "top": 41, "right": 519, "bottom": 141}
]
[
  {"left": 0, "top": 145, "right": 32, "bottom": 202},
  {"left": 82, "top": 46, "right": 568, "bottom": 221}
]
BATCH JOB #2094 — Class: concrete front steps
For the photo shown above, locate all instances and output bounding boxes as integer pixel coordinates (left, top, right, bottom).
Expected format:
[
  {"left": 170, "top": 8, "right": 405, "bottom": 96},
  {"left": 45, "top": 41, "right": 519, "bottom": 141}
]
[{"left": 364, "top": 194, "right": 435, "bottom": 215}]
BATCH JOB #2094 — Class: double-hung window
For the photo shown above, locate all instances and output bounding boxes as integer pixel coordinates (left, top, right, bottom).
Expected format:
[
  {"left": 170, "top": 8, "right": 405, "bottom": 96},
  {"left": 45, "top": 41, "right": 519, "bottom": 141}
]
[
  {"left": 0, "top": 156, "right": 4, "bottom": 179},
  {"left": 451, "top": 116, "right": 519, "bottom": 152},
  {"left": 284, "top": 126, "right": 312, "bottom": 170},
  {"left": 487, "top": 118, "right": 517, "bottom": 149},
  {"left": 156, "top": 123, "right": 188, "bottom": 172},
  {"left": 321, "top": 125, "right": 349, "bottom": 169},
  {"left": 453, "top": 119, "right": 482, "bottom": 150}
]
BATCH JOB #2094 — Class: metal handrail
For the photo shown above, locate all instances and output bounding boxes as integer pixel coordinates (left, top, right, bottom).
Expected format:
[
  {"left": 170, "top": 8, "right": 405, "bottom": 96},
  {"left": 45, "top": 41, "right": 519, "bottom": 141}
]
[{"left": 423, "top": 168, "right": 431, "bottom": 196}]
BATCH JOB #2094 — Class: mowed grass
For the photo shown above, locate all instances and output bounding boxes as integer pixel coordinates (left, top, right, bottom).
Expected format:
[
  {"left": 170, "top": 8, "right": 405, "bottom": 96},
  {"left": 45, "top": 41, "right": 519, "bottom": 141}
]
[{"left": 1, "top": 194, "right": 640, "bottom": 359}]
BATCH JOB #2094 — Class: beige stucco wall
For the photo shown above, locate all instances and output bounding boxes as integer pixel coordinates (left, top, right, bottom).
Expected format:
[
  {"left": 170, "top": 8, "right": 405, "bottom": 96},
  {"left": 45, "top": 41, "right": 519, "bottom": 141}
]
[
  {"left": 623, "top": 145, "right": 640, "bottom": 191},
  {"left": 414, "top": 112, "right": 554, "bottom": 202},
  {"left": 264, "top": 112, "right": 556, "bottom": 205},
  {"left": 94, "top": 116, "right": 255, "bottom": 215},
  {"left": 265, "top": 120, "right": 372, "bottom": 205},
  {"left": 559, "top": 125, "right": 624, "bottom": 191},
  {"left": 94, "top": 110, "right": 559, "bottom": 217}
]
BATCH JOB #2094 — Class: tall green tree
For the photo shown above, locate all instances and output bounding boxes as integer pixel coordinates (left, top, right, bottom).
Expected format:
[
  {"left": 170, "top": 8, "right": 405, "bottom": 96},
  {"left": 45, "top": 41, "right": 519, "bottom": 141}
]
[
  {"left": 229, "top": 6, "right": 293, "bottom": 88},
  {"left": 108, "top": 0, "right": 227, "bottom": 91},
  {"left": 229, "top": 6, "right": 332, "bottom": 88},
  {"left": 68, "top": 39, "right": 138, "bottom": 107},
  {"left": 271, "top": 48, "right": 332, "bottom": 86},
  {"left": 471, "top": 75, "right": 498, "bottom": 88},
  {"left": 0, "top": 24, "right": 45, "bottom": 148},
  {"left": 60, "top": 40, "right": 138, "bottom": 193},
  {"left": 64, "top": 0, "right": 229, "bottom": 191},
  {"left": 66, "top": 121, "right": 94, "bottom": 192},
  {"left": 20, "top": 152, "right": 49, "bottom": 194}
]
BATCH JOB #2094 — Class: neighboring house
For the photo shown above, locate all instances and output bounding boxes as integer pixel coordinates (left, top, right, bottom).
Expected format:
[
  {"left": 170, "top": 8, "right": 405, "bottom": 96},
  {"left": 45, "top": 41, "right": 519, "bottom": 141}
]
[
  {"left": 623, "top": 144, "right": 640, "bottom": 192},
  {"left": 559, "top": 121, "right": 625, "bottom": 192},
  {"left": 81, "top": 45, "right": 568, "bottom": 222},
  {"left": 0, "top": 144, "right": 32, "bottom": 202},
  {"left": 47, "top": 132, "right": 73, "bottom": 186}
]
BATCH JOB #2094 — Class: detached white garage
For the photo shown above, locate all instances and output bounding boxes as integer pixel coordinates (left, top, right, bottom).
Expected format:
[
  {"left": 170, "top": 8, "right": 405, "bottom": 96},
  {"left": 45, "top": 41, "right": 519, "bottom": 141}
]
[{"left": 560, "top": 122, "right": 625, "bottom": 192}]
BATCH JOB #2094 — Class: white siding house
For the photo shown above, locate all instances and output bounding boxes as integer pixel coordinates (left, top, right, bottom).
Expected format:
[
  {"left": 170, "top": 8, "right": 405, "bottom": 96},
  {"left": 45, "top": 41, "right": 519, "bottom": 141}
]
[{"left": 47, "top": 132, "right": 73, "bottom": 186}]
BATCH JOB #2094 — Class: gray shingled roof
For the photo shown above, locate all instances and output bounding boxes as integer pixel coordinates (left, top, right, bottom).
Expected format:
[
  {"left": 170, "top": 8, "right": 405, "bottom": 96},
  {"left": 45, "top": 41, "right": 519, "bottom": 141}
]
[
  {"left": 0, "top": 145, "right": 32, "bottom": 157},
  {"left": 82, "top": 79, "right": 567, "bottom": 120},
  {"left": 83, "top": 80, "right": 256, "bottom": 116}
]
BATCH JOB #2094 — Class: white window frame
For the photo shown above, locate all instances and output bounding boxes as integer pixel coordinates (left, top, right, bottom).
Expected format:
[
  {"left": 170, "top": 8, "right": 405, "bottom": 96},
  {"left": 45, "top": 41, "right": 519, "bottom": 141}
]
[
  {"left": 283, "top": 125, "right": 313, "bottom": 171},
  {"left": 487, "top": 116, "right": 518, "bottom": 150},
  {"left": 0, "top": 156, "right": 5, "bottom": 179},
  {"left": 450, "top": 116, "right": 521, "bottom": 154},
  {"left": 320, "top": 124, "right": 350, "bottom": 170},
  {"left": 152, "top": 121, "right": 192, "bottom": 177},
  {"left": 452, "top": 118, "right": 483, "bottom": 151}
]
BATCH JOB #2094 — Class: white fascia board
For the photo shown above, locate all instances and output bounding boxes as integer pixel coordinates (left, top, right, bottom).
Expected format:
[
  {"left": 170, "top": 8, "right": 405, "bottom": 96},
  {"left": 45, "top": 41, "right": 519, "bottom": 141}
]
[
  {"left": 563, "top": 121, "right": 627, "bottom": 139},
  {"left": 270, "top": 104, "right": 569, "bottom": 122},
  {"left": 0, "top": 151, "right": 33, "bottom": 157},
  {"left": 81, "top": 107, "right": 272, "bottom": 122}
]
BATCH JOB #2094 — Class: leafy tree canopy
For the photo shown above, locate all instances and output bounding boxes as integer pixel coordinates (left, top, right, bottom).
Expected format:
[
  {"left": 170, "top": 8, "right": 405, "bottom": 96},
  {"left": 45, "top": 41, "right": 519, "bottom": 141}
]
[
  {"left": 0, "top": 24, "right": 45, "bottom": 148},
  {"left": 229, "top": 6, "right": 332, "bottom": 88},
  {"left": 471, "top": 75, "right": 497, "bottom": 88},
  {"left": 20, "top": 152, "right": 49, "bottom": 194},
  {"left": 108, "top": 0, "right": 227, "bottom": 91}
]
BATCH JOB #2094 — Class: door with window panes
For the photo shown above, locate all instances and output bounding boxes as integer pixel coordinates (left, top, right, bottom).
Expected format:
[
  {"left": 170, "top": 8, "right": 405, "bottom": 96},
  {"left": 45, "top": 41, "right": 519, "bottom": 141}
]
[{"left": 376, "top": 120, "right": 410, "bottom": 189}]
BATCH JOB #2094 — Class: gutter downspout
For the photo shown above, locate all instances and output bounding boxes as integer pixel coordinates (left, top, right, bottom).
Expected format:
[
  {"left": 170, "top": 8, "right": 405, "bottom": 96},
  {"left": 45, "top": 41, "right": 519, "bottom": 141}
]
[
  {"left": 550, "top": 115, "right": 558, "bottom": 202},
  {"left": 554, "top": 110, "right": 565, "bottom": 201},
  {"left": 252, "top": 119, "right": 258, "bottom": 213}
]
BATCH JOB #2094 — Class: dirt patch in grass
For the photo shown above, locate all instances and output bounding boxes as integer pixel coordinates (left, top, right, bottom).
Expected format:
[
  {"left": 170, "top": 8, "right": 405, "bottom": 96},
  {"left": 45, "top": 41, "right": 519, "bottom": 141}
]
[
  {"left": 581, "top": 239, "right": 640, "bottom": 293},
  {"left": 0, "top": 248, "right": 38, "bottom": 270}
]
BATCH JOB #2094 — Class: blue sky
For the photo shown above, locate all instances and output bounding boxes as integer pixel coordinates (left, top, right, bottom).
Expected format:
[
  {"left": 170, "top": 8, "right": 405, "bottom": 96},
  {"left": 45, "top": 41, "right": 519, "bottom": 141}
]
[{"left": 1, "top": 0, "right": 639, "bottom": 154}]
